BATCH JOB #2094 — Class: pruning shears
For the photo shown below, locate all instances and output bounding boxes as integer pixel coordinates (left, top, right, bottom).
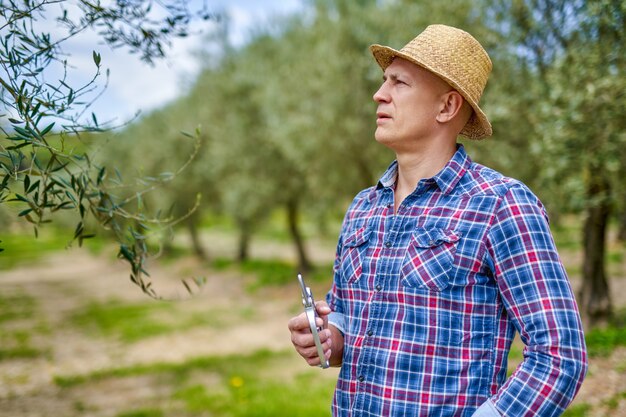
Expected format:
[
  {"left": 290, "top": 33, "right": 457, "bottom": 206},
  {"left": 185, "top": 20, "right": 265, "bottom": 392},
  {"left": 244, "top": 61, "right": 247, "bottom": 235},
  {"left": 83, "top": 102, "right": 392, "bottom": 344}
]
[{"left": 297, "top": 273, "right": 330, "bottom": 369}]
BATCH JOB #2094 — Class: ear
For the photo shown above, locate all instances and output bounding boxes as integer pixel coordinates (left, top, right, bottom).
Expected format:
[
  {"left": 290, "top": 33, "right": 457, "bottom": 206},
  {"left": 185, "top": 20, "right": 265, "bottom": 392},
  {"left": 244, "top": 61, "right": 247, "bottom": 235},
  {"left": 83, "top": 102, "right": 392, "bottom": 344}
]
[{"left": 436, "top": 91, "right": 465, "bottom": 124}]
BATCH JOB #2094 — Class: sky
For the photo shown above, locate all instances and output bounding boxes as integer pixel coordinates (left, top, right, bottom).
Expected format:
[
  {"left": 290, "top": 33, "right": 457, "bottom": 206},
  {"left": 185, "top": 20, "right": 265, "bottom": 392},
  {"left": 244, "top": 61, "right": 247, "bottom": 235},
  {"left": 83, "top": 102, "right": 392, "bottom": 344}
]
[{"left": 38, "top": 0, "right": 305, "bottom": 126}]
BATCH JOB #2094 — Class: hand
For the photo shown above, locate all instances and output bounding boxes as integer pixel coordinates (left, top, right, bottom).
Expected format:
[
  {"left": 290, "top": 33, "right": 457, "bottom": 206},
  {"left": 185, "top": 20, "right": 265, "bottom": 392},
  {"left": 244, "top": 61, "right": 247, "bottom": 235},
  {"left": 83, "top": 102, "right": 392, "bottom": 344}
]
[{"left": 288, "top": 300, "right": 333, "bottom": 367}]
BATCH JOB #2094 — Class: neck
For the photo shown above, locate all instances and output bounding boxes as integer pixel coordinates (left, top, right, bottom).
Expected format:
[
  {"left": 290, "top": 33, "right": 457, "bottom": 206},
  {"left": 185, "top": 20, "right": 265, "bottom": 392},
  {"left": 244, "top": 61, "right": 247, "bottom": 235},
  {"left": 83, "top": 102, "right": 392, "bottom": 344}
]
[{"left": 393, "top": 140, "right": 457, "bottom": 210}]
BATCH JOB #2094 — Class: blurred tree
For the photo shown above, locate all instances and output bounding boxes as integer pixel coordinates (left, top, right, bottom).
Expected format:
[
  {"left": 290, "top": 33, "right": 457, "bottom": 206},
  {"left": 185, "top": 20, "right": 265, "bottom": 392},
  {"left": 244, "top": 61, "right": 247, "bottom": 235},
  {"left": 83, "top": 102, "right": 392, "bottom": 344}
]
[
  {"left": 162, "top": 0, "right": 485, "bottom": 271},
  {"left": 252, "top": 0, "right": 482, "bottom": 269},
  {"left": 0, "top": 0, "right": 217, "bottom": 296},
  {"left": 489, "top": 0, "right": 626, "bottom": 325},
  {"left": 94, "top": 0, "right": 554, "bottom": 283},
  {"left": 194, "top": 50, "right": 287, "bottom": 264},
  {"left": 100, "top": 103, "right": 214, "bottom": 260}
]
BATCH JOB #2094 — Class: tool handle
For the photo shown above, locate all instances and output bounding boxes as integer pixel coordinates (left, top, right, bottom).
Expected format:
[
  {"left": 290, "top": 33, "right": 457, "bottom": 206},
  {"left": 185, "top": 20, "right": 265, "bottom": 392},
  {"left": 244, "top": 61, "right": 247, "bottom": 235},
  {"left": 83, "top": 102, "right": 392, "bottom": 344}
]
[{"left": 298, "top": 274, "right": 330, "bottom": 368}]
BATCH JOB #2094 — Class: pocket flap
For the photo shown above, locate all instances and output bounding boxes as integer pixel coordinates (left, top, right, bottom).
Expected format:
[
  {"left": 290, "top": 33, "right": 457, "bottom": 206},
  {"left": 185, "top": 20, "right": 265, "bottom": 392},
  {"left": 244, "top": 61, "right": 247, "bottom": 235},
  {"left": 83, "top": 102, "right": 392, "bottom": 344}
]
[
  {"left": 343, "top": 226, "right": 371, "bottom": 248},
  {"left": 412, "top": 228, "right": 461, "bottom": 248}
]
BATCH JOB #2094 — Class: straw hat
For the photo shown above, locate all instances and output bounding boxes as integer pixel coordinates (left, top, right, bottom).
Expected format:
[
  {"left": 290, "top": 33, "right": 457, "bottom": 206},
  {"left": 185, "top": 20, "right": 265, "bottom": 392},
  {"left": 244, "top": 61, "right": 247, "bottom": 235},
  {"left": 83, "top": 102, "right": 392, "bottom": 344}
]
[{"left": 370, "top": 24, "right": 492, "bottom": 139}]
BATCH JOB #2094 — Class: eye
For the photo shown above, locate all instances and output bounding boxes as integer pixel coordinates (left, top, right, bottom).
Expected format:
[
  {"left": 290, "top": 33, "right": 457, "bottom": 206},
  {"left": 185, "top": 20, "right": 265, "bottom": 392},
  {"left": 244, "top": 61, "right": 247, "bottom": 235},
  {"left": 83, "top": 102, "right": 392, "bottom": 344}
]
[{"left": 394, "top": 77, "right": 408, "bottom": 86}]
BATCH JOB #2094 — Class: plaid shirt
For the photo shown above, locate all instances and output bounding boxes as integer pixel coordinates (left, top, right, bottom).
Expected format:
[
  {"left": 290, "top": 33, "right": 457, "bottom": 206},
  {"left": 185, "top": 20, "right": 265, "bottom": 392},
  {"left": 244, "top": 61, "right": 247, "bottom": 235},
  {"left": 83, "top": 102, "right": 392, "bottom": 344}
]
[{"left": 326, "top": 145, "right": 587, "bottom": 417}]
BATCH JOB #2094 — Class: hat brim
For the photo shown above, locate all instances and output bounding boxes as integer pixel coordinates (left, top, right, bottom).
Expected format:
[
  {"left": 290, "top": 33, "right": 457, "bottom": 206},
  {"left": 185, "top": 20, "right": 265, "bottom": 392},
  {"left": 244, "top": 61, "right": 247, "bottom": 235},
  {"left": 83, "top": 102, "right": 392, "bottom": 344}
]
[{"left": 370, "top": 44, "right": 492, "bottom": 140}]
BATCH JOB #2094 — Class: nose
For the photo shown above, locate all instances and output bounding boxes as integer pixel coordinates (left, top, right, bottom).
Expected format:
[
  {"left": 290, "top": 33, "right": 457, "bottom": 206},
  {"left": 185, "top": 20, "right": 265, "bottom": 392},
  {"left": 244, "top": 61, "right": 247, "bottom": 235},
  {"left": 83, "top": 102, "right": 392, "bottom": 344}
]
[{"left": 373, "top": 81, "right": 390, "bottom": 103}]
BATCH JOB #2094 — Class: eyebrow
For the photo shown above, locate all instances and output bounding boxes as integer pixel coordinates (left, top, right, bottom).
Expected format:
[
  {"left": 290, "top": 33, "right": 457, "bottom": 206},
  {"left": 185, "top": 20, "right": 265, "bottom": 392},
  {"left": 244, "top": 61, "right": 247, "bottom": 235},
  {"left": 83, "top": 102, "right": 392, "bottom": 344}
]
[{"left": 382, "top": 73, "right": 400, "bottom": 82}]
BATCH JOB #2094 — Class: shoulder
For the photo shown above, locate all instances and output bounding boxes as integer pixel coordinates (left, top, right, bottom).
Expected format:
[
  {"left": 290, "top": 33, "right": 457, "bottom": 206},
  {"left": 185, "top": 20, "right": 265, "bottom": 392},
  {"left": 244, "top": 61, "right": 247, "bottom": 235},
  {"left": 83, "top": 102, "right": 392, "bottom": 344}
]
[
  {"left": 459, "top": 162, "right": 548, "bottom": 222},
  {"left": 461, "top": 162, "right": 538, "bottom": 201}
]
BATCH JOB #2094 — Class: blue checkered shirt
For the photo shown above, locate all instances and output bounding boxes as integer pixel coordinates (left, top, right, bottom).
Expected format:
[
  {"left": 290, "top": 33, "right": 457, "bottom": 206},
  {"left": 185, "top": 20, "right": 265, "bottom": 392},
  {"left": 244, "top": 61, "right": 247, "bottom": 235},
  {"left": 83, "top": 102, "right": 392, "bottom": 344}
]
[{"left": 326, "top": 145, "right": 587, "bottom": 417}]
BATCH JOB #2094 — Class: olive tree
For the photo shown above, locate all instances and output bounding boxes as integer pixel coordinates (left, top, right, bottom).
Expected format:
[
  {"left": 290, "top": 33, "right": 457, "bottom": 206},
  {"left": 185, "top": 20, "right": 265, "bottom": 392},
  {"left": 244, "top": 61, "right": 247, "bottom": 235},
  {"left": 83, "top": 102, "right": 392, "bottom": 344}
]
[
  {"left": 488, "top": 0, "right": 626, "bottom": 325},
  {"left": 0, "top": 0, "right": 217, "bottom": 296}
]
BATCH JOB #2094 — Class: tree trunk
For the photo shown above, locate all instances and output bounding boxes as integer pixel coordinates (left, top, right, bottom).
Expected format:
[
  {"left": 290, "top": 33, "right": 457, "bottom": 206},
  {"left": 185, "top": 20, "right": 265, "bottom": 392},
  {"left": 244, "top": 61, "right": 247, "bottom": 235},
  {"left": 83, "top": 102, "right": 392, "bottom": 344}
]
[
  {"left": 237, "top": 219, "right": 251, "bottom": 262},
  {"left": 187, "top": 219, "right": 207, "bottom": 260},
  {"left": 578, "top": 176, "right": 612, "bottom": 327},
  {"left": 286, "top": 199, "right": 312, "bottom": 273}
]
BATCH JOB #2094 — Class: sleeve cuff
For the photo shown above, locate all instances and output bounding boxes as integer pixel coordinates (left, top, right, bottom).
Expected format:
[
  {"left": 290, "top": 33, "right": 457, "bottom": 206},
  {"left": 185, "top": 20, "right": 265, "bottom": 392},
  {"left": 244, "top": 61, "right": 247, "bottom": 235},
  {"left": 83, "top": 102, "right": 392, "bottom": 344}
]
[
  {"left": 471, "top": 400, "right": 501, "bottom": 417},
  {"left": 328, "top": 311, "right": 345, "bottom": 336}
]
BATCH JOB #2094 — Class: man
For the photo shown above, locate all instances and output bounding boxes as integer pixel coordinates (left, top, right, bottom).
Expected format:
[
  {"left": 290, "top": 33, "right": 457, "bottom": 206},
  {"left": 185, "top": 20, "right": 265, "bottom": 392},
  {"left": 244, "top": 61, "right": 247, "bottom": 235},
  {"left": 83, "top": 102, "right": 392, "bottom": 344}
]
[{"left": 288, "top": 24, "right": 587, "bottom": 417}]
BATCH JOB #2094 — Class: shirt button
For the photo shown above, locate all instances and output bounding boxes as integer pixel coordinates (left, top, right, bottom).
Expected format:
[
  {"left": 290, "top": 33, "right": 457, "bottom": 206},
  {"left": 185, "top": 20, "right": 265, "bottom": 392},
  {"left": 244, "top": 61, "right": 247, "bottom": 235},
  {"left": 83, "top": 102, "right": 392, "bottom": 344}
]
[
  {"left": 358, "top": 375, "right": 365, "bottom": 382},
  {"left": 384, "top": 241, "right": 391, "bottom": 248},
  {"left": 376, "top": 284, "right": 382, "bottom": 292},
  {"left": 367, "top": 330, "right": 373, "bottom": 336}
]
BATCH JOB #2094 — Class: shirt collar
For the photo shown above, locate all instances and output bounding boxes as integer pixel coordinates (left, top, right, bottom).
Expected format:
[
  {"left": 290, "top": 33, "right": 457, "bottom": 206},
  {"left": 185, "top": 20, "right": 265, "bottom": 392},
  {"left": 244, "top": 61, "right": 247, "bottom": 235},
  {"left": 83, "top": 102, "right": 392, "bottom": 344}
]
[{"left": 374, "top": 144, "right": 471, "bottom": 196}]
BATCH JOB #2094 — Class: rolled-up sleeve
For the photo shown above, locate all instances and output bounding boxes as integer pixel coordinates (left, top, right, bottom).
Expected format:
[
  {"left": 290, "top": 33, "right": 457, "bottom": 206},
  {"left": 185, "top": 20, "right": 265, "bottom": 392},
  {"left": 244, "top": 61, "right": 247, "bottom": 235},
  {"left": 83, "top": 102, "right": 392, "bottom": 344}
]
[{"left": 486, "top": 184, "right": 588, "bottom": 417}]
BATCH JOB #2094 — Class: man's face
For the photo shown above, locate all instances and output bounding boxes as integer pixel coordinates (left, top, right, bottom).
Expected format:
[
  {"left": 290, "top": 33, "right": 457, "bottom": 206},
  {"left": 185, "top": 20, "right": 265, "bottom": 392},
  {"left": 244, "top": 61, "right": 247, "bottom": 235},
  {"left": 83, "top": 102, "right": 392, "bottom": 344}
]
[{"left": 373, "top": 58, "right": 451, "bottom": 150}]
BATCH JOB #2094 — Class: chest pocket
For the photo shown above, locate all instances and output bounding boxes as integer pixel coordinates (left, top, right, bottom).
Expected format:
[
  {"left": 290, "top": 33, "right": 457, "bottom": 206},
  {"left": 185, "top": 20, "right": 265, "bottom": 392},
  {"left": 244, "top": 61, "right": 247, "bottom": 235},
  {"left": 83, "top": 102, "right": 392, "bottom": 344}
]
[
  {"left": 400, "top": 228, "right": 461, "bottom": 292},
  {"left": 340, "top": 226, "right": 371, "bottom": 284}
]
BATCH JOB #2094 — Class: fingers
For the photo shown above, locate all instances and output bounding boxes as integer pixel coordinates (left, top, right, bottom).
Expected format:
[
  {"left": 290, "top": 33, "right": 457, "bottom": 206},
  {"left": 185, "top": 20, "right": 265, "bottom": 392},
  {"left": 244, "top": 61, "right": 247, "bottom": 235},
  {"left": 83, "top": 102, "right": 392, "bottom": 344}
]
[
  {"left": 315, "top": 300, "right": 331, "bottom": 316},
  {"left": 294, "top": 328, "right": 333, "bottom": 366},
  {"left": 291, "top": 326, "right": 331, "bottom": 350},
  {"left": 289, "top": 315, "right": 333, "bottom": 367},
  {"left": 287, "top": 312, "right": 310, "bottom": 332},
  {"left": 315, "top": 301, "right": 331, "bottom": 331},
  {"left": 287, "top": 309, "right": 326, "bottom": 332}
]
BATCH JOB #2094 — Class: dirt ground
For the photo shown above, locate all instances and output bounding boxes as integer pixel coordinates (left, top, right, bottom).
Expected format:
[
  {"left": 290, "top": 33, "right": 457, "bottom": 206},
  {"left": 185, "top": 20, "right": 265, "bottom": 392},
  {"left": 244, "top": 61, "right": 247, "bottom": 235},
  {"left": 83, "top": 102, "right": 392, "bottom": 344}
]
[{"left": 0, "top": 235, "right": 624, "bottom": 417}]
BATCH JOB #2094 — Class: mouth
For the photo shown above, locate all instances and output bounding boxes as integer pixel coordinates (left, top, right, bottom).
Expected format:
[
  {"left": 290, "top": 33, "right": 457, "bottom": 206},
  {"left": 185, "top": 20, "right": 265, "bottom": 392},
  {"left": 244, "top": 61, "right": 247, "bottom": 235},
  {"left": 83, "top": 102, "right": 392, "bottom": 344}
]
[{"left": 376, "top": 112, "right": 391, "bottom": 123}]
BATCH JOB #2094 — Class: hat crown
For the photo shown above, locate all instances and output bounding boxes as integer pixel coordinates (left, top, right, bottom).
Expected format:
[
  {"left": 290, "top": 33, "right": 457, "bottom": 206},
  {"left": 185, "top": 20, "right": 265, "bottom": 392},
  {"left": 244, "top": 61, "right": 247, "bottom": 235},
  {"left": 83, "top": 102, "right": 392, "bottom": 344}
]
[
  {"left": 370, "top": 24, "right": 493, "bottom": 139},
  {"left": 399, "top": 25, "right": 492, "bottom": 106}
]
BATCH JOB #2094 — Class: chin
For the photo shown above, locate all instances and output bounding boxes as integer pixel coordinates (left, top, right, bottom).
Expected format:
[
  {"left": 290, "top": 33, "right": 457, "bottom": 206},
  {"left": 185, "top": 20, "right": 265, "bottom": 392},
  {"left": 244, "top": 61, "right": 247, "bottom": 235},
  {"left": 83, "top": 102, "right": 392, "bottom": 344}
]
[
  {"left": 374, "top": 130, "right": 390, "bottom": 143},
  {"left": 374, "top": 135, "right": 398, "bottom": 151}
]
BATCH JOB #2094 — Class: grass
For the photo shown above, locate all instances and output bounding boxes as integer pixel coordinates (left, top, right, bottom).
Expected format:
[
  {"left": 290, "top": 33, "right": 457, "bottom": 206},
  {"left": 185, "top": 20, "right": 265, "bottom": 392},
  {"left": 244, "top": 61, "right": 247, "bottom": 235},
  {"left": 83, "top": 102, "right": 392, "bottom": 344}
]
[
  {"left": 69, "top": 298, "right": 248, "bottom": 343},
  {"left": 173, "top": 372, "right": 333, "bottom": 417},
  {"left": 552, "top": 217, "right": 583, "bottom": 251},
  {"left": 116, "top": 410, "right": 164, "bottom": 417},
  {"left": 0, "top": 292, "right": 36, "bottom": 323},
  {"left": 0, "top": 292, "right": 48, "bottom": 361},
  {"left": 0, "top": 226, "right": 106, "bottom": 270},
  {"left": 604, "top": 390, "right": 626, "bottom": 410},
  {"left": 238, "top": 258, "right": 298, "bottom": 289},
  {"left": 54, "top": 349, "right": 334, "bottom": 416},
  {"left": 608, "top": 249, "right": 624, "bottom": 265},
  {"left": 53, "top": 348, "right": 276, "bottom": 387},
  {"left": 200, "top": 210, "right": 342, "bottom": 245},
  {"left": 70, "top": 299, "right": 176, "bottom": 343},
  {"left": 0, "top": 330, "right": 46, "bottom": 360},
  {"left": 506, "top": 338, "right": 524, "bottom": 376},
  {"left": 562, "top": 403, "right": 591, "bottom": 417},
  {"left": 584, "top": 309, "right": 626, "bottom": 357},
  {"left": 211, "top": 257, "right": 334, "bottom": 292}
]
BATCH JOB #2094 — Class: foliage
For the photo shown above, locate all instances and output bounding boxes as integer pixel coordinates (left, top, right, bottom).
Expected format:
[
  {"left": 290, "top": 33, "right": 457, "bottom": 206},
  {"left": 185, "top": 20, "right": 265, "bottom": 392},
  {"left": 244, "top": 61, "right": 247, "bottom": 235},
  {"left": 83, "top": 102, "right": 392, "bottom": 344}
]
[
  {"left": 1, "top": 0, "right": 623, "bottom": 322},
  {"left": 0, "top": 0, "right": 217, "bottom": 296},
  {"left": 484, "top": 0, "right": 625, "bottom": 324},
  {"left": 102, "top": 0, "right": 488, "bottom": 267}
]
